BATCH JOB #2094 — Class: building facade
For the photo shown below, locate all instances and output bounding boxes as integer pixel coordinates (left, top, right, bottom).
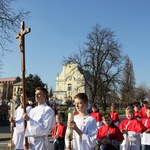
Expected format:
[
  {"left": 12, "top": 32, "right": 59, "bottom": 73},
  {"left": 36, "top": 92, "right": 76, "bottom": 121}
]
[
  {"left": 0, "top": 77, "right": 21, "bottom": 102},
  {"left": 53, "top": 62, "right": 86, "bottom": 100},
  {"left": 12, "top": 81, "right": 23, "bottom": 100}
]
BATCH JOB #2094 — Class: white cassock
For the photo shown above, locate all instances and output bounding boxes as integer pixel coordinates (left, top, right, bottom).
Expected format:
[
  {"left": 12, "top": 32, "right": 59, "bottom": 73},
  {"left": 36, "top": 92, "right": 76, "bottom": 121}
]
[
  {"left": 25, "top": 103, "right": 55, "bottom": 150},
  {"left": 65, "top": 115, "right": 97, "bottom": 150},
  {"left": 120, "top": 131, "right": 141, "bottom": 150},
  {"left": 13, "top": 105, "right": 32, "bottom": 149}
]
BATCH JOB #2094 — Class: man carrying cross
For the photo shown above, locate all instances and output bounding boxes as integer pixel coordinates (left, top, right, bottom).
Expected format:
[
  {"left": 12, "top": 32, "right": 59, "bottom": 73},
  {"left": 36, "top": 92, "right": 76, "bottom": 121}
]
[
  {"left": 23, "top": 87, "right": 56, "bottom": 150},
  {"left": 16, "top": 21, "right": 55, "bottom": 150}
]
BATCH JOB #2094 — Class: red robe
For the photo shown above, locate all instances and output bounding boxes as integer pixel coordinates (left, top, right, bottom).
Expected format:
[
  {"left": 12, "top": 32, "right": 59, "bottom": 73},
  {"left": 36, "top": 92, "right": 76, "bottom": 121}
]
[
  {"left": 134, "top": 111, "right": 142, "bottom": 120},
  {"left": 90, "top": 111, "right": 102, "bottom": 122},
  {"left": 141, "top": 117, "right": 150, "bottom": 130},
  {"left": 119, "top": 118, "right": 147, "bottom": 133},
  {"left": 110, "top": 111, "right": 120, "bottom": 124},
  {"left": 140, "top": 106, "right": 147, "bottom": 118},
  {"left": 51, "top": 123, "right": 66, "bottom": 137},
  {"left": 97, "top": 123, "right": 124, "bottom": 141}
]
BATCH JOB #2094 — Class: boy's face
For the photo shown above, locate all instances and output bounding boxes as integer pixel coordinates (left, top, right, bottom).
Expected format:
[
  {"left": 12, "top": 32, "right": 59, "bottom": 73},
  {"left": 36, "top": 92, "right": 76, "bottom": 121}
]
[
  {"left": 102, "top": 116, "right": 112, "bottom": 126},
  {"left": 134, "top": 106, "right": 138, "bottom": 112},
  {"left": 20, "top": 93, "right": 28, "bottom": 106},
  {"left": 74, "top": 98, "right": 88, "bottom": 113},
  {"left": 126, "top": 111, "right": 134, "bottom": 119},
  {"left": 92, "top": 107, "right": 97, "bottom": 112},
  {"left": 111, "top": 106, "right": 115, "bottom": 111},
  {"left": 56, "top": 116, "right": 62, "bottom": 124},
  {"left": 146, "top": 109, "right": 150, "bottom": 117}
]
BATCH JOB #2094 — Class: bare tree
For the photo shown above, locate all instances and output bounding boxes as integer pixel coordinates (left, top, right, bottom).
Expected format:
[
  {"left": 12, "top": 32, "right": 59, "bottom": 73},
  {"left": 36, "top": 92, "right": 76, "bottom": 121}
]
[
  {"left": 63, "top": 24, "right": 125, "bottom": 108},
  {"left": 120, "top": 55, "right": 136, "bottom": 103},
  {"left": 134, "top": 83, "right": 149, "bottom": 102},
  {"left": 0, "top": 0, "right": 30, "bottom": 64}
]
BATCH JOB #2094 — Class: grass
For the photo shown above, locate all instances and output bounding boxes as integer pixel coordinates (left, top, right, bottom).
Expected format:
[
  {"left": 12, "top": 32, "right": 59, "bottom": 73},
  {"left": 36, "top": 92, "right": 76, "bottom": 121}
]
[
  {"left": 58, "top": 105, "right": 125, "bottom": 121},
  {"left": 99, "top": 107, "right": 125, "bottom": 115}
]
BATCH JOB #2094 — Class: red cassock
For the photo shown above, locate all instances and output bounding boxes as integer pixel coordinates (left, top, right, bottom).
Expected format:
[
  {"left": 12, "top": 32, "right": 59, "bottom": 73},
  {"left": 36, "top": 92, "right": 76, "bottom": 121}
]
[
  {"left": 140, "top": 106, "right": 147, "bottom": 118},
  {"left": 90, "top": 111, "right": 102, "bottom": 123},
  {"left": 134, "top": 111, "right": 142, "bottom": 120},
  {"left": 51, "top": 123, "right": 66, "bottom": 137},
  {"left": 97, "top": 123, "right": 124, "bottom": 141},
  {"left": 141, "top": 117, "right": 150, "bottom": 130},
  {"left": 119, "top": 118, "right": 147, "bottom": 133},
  {"left": 110, "top": 111, "right": 120, "bottom": 124}
]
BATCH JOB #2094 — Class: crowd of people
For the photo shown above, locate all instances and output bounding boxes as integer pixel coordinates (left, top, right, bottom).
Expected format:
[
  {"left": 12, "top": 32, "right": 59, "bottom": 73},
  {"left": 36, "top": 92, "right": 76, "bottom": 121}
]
[{"left": 6, "top": 88, "right": 150, "bottom": 150}]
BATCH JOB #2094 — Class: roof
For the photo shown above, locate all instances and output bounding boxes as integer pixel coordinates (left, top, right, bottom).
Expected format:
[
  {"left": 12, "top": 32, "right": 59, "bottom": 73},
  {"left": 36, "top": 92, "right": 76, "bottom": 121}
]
[
  {"left": 0, "top": 77, "right": 17, "bottom": 82},
  {"left": 13, "top": 81, "right": 22, "bottom": 86}
]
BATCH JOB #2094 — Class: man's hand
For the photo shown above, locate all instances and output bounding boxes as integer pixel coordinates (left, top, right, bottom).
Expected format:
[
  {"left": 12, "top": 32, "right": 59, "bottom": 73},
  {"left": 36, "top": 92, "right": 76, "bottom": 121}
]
[
  {"left": 122, "top": 129, "right": 128, "bottom": 135},
  {"left": 101, "top": 139, "right": 110, "bottom": 145},
  {"left": 9, "top": 116, "right": 14, "bottom": 122},
  {"left": 24, "top": 143, "right": 29, "bottom": 150},
  {"left": 22, "top": 113, "right": 30, "bottom": 121}
]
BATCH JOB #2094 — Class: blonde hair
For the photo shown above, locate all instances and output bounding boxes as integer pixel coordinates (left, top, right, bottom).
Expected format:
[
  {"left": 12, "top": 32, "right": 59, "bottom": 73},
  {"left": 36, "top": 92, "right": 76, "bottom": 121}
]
[
  {"left": 56, "top": 114, "right": 62, "bottom": 119},
  {"left": 125, "top": 106, "right": 134, "bottom": 114}
]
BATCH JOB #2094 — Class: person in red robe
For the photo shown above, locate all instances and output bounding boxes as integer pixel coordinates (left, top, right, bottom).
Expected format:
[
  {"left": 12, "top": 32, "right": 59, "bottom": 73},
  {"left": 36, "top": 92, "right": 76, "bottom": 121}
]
[
  {"left": 51, "top": 114, "right": 66, "bottom": 150},
  {"left": 109, "top": 103, "right": 120, "bottom": 126},
  {"left": 133, "top": 102, "right": 142, "bottom": 121},
  {"left": 97, "top": 113, "right": 124, "bottom": 150},
  {"left": 140, "top": 101, "right": 149, "bottom": 118},
  {"left": 119, "top": 106, "right": 147, "bottom": 150},
  {"left": 140, "top": 106, "right": 150, "bottom": 150},
  {"left": 90, "top": 103, "right": 102, "bottom": 128}
]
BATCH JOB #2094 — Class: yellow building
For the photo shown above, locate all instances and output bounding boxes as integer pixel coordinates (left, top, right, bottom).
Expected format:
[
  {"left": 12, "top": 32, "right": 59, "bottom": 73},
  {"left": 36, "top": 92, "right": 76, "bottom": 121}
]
[{"left": 53, "top": 62, "right": 86, "bottom": 100}]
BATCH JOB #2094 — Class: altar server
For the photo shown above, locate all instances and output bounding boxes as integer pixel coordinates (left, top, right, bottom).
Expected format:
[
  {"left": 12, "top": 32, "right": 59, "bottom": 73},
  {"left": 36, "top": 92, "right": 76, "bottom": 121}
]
[
  {"left": 23, "top": 87, "right": 55, "bottom": 150},
  {"left": 65, "top": 93, "right": 97, "bottom": 150}
]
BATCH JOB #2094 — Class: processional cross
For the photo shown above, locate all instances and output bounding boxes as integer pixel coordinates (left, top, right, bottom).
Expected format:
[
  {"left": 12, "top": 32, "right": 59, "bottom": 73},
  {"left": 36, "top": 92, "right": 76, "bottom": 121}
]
[{"left": 16, "top": 21, "right": 31, "bottom": 147}]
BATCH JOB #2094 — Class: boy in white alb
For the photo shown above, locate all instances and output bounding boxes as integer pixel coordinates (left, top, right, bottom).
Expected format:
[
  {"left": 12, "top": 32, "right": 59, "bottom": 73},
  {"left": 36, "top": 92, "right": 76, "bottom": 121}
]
[
  {"left": 119, "top": 106, "right": 147, "bottom": 150},
  {"left": 65, "top": 93, "right": 97, "bottom": 150},
  {"left": 141, "top": 106, "right": 150, "bottom": 150}
]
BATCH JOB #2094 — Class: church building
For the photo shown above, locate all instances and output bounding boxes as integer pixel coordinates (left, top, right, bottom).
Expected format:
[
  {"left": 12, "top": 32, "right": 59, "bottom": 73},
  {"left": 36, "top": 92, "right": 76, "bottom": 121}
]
[{"left": 53, "top": 62, "right": 87, "bottom": 100}]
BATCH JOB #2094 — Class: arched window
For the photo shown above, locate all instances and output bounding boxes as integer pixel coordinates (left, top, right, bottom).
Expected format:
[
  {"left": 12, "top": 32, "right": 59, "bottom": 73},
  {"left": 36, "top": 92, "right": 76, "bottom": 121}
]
[{"left": 68, "top": 84, "right": 72, "bottom": 91}]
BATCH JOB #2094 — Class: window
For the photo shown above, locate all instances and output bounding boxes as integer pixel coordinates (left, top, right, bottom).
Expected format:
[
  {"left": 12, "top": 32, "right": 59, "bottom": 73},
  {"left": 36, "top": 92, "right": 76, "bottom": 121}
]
[{"left": 68, "top": 84, "right": 72, "bottom": 91}]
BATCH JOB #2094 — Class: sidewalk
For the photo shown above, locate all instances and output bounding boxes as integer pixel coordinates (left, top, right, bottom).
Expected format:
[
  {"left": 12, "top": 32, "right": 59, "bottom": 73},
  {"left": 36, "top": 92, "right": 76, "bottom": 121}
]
[
  {"left": 0, "top": 125, "right": 54, "bottom": 142},
  {"left": 0, "top": 126, "right": 11, "bottom": 141}
]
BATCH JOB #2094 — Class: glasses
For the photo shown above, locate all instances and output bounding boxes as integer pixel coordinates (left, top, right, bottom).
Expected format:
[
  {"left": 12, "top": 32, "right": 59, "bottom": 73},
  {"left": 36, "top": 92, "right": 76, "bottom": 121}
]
[{"left": 35, "top": 94, "right": 41, "bottom": 97}]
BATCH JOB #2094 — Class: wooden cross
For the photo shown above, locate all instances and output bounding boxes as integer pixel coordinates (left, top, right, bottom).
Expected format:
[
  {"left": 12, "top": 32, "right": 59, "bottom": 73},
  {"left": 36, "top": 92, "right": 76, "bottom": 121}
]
[
  {"left": 16, "top": 21, "right": 30, "bottom": 52},
  {"left": 16, "top": 21, "right": 31, "bottom": 148}
]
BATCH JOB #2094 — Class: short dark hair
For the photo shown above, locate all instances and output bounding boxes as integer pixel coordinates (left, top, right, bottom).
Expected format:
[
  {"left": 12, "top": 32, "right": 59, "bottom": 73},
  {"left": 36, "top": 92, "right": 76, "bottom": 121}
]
[
  {"left": 35, "top": 87, "right": 48, "bottom": 96},
  {"left": 111, "top": 103, "right": 117, "bottom": 109},
  {"left": 133, "top": 102, "right": 140, "bottom": 108},
  {"left": 74, "top": 93, "right": 88, "bottom": 103},
  {"left": 21, "top": 91, "right": 30, "bottom": 98},
  {"left": 92, "top": 104, "right": 98, "bottom": 109},
  {"left": 146, "top": 106, "right": 150, "bottom": 110},
  {"left": 143, "top": 101, "right": 148, "bottom": 105},
  {"left": 26, "top": 91, "right": 30, "bottom": 98},
  {"left": 102, "top": 113, "right": 111, "bottom": 119}
]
